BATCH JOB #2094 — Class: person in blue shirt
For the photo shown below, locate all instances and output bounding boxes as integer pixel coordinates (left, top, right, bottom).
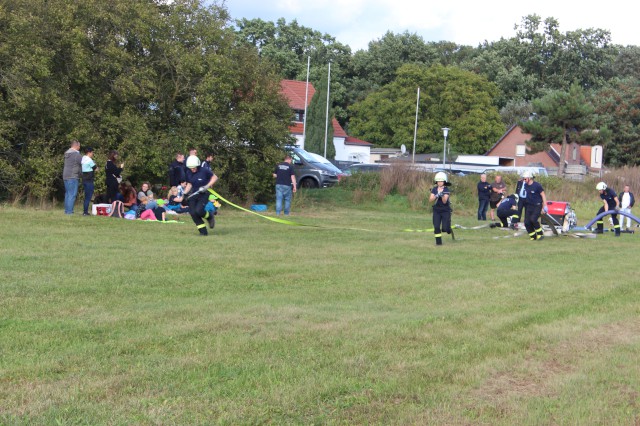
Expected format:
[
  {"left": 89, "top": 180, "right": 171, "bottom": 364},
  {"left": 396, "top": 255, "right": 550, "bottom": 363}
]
[
  {"left": 429, "top": 172, "right": 453, "bottom": 246},
  {"left": 497, "top": 194, "right": 519, "bottom": 229},
  {"left": 184, "top": 155, "right": 218, "bottom": 236},
  {"left": 477, "top": 173, "right": 491, "bottom": 220},
  {"left": 522, "top": 171, "right": 547, "bottom": 240},
  {"left": 595, "top": 182, "right": 620, "bottom": 236},
  {"left": 81, "top": 146, "right": 97, "bottom": 216}
]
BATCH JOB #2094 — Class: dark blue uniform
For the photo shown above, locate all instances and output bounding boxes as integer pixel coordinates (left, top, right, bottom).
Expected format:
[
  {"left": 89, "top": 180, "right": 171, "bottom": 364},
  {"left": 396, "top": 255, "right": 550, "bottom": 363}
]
[
  {"left": 431, "top": 185, "right": 452, "bottom": 245},
  {"left": 523, "top": 180, "right": 545, "bottom": 240},
  {"left": 515, "top": 178, "right": 526, "bottom": 223},
  {"left": 186, "top": 166, "right": 214, "bottom": 235},
  {"left": 497, "top": 194, "right": 519, "bottom": 228},
  {"left": 477, "top": 180, "right": 491, "bottom": 220},
  {"left": 596, "top": 187, "right": 620, "bottom": 235}
]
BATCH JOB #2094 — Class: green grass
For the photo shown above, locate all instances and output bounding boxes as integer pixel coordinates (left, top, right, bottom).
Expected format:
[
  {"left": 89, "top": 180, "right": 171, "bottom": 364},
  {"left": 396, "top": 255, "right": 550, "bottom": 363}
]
[{"left": 1, "top": 190, "right": 639, "bottom": 425}]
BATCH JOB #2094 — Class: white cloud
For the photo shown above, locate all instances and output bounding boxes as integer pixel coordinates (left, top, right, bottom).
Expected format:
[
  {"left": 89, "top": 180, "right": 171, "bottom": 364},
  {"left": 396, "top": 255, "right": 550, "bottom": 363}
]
[{"left": 225, "top": 0, "right": 639, "bottom": 50}]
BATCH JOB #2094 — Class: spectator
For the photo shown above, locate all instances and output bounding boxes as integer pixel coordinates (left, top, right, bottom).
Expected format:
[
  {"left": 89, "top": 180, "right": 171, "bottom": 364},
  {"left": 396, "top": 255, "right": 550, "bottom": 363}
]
[
  {"left": 273, "top": 154, "right": 297, "bottom": 216},
  {"left": 121, "top": 181, "right": 138, "bottom": 213},
  {"left": 80, "top": 146, "right": 96, "bottom": 216},
  {"left": 169, "top": 152, "right": 186, "bottom": 187},
  {"left": 105, "top": 150, "right": 124, "bottom": 203},
  {"left": 489, "top": 175, "right": 506, "bottom": 221},
  {"left": 201, "top": 153, "right": 214, "bottom": 171},
  {"left": 618, "top": 184, "right": 635, "bottom": 231},
  {"left": 166, "top": 186, "right": 189, "bottom": 214},
  {"left": 477, "top": 173, "right": 491, "bottom": 221},
  {"left": 152, "top": 198, "right": 167, "bottom": 221},
  {"left": 63, "top": 140, "right": 82, "bottom": 214},
  {"left": 137, "top": 182, "right": 155, "bottom": 209}
]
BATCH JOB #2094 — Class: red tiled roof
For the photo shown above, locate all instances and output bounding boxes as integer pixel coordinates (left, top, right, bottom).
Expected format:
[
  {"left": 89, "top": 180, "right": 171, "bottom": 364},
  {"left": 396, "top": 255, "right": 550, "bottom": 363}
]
[
  {"left": 280, "top": 80, "right": 315, "bottom": 110},
  {"left": 289, "top": 122, "right": 304, "bottom": 135},
  {"left": 345, "top": 136, "right": 373, "bottom": 146}
]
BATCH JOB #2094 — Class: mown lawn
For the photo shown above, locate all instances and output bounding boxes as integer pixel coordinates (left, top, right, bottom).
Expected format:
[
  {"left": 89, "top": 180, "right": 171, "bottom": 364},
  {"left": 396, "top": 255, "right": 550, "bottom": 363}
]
[{"left": 1, "top": 193, "right": 639, "bottom": 425}]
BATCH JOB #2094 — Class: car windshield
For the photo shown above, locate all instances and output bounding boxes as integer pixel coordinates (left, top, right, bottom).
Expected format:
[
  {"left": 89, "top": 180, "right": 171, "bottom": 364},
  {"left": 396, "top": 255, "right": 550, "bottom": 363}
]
[{"left": 294, "top": 149, "right": 342, "bottom": 173}]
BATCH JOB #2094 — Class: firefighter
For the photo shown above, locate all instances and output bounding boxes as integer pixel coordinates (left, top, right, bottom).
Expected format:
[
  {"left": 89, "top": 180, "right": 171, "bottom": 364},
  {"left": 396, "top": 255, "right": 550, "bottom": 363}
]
[
  {"left": 429, "top": 172, "right": 453, "bottom": 246},
  {"left": 184, "top": 155, "right": 218, "bottom": 236},
  {"left": 595, "top": 182, "right": 620, "bottom": 236},
  {"left": 522, "top": 171, "right": 548, "bottom": 241},
  {"left": 497, "top": 193, "right": 519, "bottom": 229}
]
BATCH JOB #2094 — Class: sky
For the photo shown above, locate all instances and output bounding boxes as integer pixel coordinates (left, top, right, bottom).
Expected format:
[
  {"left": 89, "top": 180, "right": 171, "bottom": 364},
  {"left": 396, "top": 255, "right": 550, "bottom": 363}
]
[{"left": 222, "top": 0, "right": 638, "bottom": 51}]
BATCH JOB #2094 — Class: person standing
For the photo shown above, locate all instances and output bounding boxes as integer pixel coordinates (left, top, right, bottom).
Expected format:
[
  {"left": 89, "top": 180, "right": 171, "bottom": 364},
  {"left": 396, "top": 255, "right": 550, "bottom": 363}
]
[
  {"left": 184, "top": 155, "right": 218, "bottom": 236},
  {"left": 201, "top": 153, "right": 214, "bottom": 171},
  {"left": 515, "top": 174, "right": 527, "bottom": 227},
  {"left": 81, "top": 147, "right": 97, "bottom": 216},
  {"left": 273, "top": 155, "right": 297, "bottom": 216},
  {"left": 618, "top": 184, "right": 635, "bottom": 231},
  {"left": 489, "top": 175, "right": 506, "bottom": 221},
  {"left": 595, "top": 182, "right": 620, "bottom": 236},
  {"left": 429, "top": 172, "right": 453, "bottom": 246},
  {"left": 105, "top": 150, "right": 124, "bottom": 203},
  {"left": 169, "top": 152, "right": 186, "bottom": 187},
  {"left": 477, "top": 173, "right": 491, "bottom": 221},
  {"left": 62, "top": 140, "right": 82, "bottom": 214},
  {"left": 522, "top": 171, "right": 547, "bottom": 241}
]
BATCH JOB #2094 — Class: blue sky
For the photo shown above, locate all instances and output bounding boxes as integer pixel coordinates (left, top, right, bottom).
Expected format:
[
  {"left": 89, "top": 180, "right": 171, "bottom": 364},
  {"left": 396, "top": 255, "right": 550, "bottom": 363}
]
[{"left": 222, "top": 0, "right": 638, "bottom": 51}]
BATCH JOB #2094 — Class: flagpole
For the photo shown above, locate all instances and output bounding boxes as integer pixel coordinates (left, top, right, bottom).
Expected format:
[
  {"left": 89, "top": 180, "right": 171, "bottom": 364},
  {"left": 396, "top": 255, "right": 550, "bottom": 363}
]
[
  {"left": 412, "top": 87, "right": 420, "bottom": 164},
  {"left": 302, "top": 56, "right": 310, "bottom": 148},
  {"left": 324, "top": 62, "right": 331, "bottom": 158}
]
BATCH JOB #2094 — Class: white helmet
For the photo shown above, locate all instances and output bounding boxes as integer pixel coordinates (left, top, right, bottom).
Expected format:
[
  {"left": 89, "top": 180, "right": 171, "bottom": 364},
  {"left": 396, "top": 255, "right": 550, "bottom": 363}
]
[
  {"left": 596, "top": 182, "right": 607, "bottom": 191},
  {"left": 186, "top": 155, "right": 201, "bottom": 168},
  {"left": 434, "top": 171, "right": 448, "bottom": 184},
  {"left": 521, "top": 170, "right": 533, "bottom": 179}
]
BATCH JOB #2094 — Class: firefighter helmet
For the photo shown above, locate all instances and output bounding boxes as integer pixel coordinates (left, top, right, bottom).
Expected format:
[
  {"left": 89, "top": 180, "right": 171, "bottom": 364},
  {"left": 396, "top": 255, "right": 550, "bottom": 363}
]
[
  {"left": 521, "top": 170, "right": 533, "bottom": 179},
  {"left": 596, "top": 182, "right": 607, "bottom": 191},
  {"left": 434, "top": 171, "right": 448, "bottom": 184},
  {"left": 186, "top": 155, "right": 201, "bottom": 168}
]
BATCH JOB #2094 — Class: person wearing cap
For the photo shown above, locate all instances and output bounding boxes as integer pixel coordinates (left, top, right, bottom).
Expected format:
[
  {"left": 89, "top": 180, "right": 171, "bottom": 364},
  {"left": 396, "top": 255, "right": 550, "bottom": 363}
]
[
  {"left": 63, "top": 140, "right": 82, "bottom": 214},
  {"left": 81, "top": 146, "right": 97, "bottom": 216},
  {"left": 522, "top": 171, "right": 547, "bottom": 240},
  {"left": 496, "top": 193, "right": 519, "bottom": 229},
  {"left": 429, "top": 172, "right": 453, "bottom": 246},
  {"left": 152, "top": 198, "right": 167, "bottom": 221},
  {"left": 595, "top": 182, "right": 620, "bottom": 236},
  {"left": 184, "top": 155, "right": 218, "bottom": 236},
  {"left": 273, "top": 154, "right": 297, "bottom": 216}
]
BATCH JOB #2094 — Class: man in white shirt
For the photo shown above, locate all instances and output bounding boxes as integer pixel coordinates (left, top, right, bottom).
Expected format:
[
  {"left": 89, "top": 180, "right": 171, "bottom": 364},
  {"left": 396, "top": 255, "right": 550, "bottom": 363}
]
[{"left": 618, "top": 185, "right": 635, "bottom": 231}]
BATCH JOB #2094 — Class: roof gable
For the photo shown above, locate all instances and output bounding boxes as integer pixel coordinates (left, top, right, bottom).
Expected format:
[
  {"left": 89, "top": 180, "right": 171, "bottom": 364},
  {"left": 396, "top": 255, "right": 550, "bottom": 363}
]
[{"left": 280, "top": 80, "right": 315, "bottom": 110}]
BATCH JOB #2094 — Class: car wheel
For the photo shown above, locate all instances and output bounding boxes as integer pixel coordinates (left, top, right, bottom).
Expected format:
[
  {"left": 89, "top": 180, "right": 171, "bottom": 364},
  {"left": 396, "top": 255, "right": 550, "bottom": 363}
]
[{"left": 300, "top": 178, "right": 319, "bottom": 189}]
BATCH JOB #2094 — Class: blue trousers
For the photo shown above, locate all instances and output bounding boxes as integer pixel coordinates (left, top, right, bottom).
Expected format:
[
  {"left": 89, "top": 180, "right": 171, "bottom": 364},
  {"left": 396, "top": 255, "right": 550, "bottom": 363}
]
[
  {"left": 83, "top": 181, "right": 94, "bottom": 214},
  {"left": 477, "top": 199, "right": 489, "bottom": 220},
  {"left": 275, "top": 184, "right": 293, "bottom": 215},
  {"left": 64, "top": 179, "right": 79, "bottom": 214}
]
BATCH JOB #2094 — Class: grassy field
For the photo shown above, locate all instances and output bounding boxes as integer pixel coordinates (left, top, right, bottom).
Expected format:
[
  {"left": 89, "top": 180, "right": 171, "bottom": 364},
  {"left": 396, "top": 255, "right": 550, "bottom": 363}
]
[{"left": 1, "top": 188, "right": 639, "bottom": 425}]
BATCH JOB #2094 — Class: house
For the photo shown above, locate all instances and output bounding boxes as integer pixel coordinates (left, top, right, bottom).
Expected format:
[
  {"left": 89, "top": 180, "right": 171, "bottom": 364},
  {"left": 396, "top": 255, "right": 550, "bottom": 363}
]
[
  {"left": 279, "top": 79, "right": 372, "bottom": 163},
  {"left": 486, "top": 124, "right": 603, "bottom": 175}
]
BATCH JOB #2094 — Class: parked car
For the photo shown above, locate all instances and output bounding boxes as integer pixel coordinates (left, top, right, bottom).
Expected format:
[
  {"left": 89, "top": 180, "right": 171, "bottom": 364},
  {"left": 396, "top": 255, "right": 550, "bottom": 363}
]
[
  {"left": 342, "top": 163, "right": 389, "bottom": 176},
  {"left": 286, "top": 147, "right": 343, "bottom": 188}
]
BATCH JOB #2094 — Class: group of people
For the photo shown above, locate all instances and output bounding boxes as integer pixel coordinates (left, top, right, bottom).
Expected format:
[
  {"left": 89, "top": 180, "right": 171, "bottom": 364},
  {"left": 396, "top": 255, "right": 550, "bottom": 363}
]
[
  {"left": 474, "top": 171, "right": 636, "bottom": 240},
  {"left": 62, "top": 141, "right": 220, "bottom": 236}
]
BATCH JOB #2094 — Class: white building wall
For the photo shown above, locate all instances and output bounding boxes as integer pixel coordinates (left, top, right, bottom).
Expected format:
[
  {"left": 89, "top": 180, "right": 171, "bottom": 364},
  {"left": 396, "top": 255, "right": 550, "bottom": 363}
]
[{"left": 333, "top": 137, "right": 371, "bottom": 163}]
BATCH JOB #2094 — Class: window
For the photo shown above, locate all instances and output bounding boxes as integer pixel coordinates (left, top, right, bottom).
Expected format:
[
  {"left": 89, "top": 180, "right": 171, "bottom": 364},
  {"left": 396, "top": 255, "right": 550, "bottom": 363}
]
[{"left": 516, "top": 145, "right": 526, "bottom": 157}]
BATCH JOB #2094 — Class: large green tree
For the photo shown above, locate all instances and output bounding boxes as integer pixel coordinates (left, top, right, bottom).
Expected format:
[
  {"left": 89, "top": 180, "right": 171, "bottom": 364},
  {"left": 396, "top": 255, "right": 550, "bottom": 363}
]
[
  {"left": 591, "top": 78, "right": 640, "bottom": 166},
  {"left": 348, "top": 64, "right": 504, "bottom": 155},
  {"left": 520, "top": 83, "right": 603, "bottom": 176},
  {"left": 0, "top": 0, "right": 292, "bottom": 202}
]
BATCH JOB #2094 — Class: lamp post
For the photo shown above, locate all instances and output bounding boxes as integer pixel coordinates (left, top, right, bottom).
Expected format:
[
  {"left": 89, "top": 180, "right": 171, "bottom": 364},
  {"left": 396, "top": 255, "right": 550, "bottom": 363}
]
[{"left": 441, "top": 127, "right": 450, "bottom": 168}]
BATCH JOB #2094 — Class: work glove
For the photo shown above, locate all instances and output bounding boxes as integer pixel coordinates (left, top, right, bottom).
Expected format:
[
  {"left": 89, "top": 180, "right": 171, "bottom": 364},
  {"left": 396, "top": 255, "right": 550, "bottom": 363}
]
[
  {"left": 543, "top": 206, "right": 548, "bottom": 214},
  {"left": 197, "top": 186, "right": 208, "bottom": 194}
]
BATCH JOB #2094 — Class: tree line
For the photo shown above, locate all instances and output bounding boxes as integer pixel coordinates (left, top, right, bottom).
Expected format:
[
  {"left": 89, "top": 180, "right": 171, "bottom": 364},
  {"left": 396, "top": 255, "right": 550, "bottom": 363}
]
[{"left": 2, "top": 1, "right": 639, "bottom": 202}]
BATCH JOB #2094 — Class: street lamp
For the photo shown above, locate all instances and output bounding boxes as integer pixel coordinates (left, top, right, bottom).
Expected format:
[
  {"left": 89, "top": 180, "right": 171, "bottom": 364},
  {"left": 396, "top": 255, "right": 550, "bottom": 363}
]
[{"left": 441, "top": 127, "right": 450, "bottom": 167}]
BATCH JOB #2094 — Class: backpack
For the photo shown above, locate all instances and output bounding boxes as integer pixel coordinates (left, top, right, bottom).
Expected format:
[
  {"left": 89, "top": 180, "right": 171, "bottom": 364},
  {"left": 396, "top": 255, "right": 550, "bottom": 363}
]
[{"left": 109, "top": 200, "right": 125, "bottom": 218}]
